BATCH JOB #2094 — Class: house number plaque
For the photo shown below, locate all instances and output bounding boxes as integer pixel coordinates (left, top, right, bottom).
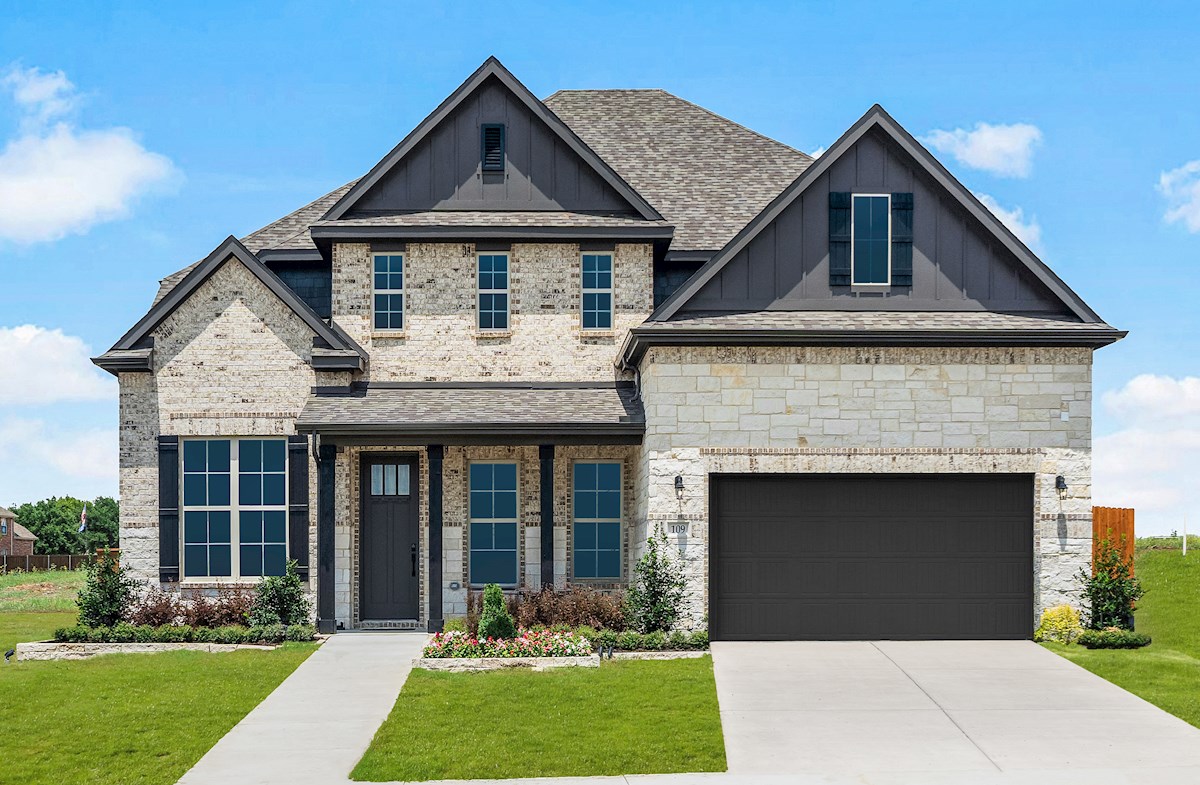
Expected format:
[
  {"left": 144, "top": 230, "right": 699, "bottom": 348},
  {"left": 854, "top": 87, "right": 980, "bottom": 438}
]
[{"left": 667, "top": 523, "right": 689, "bottom": 536}]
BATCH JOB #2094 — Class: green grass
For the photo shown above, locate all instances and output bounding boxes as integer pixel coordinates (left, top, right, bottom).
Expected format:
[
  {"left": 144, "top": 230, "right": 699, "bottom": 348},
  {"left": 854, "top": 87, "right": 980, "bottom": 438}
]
[
  {"left": 1044, "top": 546, "right": 1200, "bottom": 727},
  {"left": 0, "top": 568, "right": 86, "bottom": 612},
  {"left": 0, "top": 611, "right": 316, "bottom": 785},
  {"left": 352, "top": 657, "right": 727, "bottom": 781}
]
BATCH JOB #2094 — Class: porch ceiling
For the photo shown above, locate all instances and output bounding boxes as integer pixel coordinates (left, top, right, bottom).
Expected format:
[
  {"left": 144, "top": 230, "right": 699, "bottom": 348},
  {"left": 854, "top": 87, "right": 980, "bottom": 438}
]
[{"left": 295, "top": 381, "right": 645, "bottom": 445}]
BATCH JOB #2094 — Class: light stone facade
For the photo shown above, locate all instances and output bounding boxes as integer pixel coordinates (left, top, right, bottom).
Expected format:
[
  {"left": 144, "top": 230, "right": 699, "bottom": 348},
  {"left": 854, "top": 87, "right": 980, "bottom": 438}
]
[
  {"left": 635, "top": 345, "right": 1095, "bottom": 626},
  {"left": 330, "top": 241, "right": 653, "bottom": 381}
]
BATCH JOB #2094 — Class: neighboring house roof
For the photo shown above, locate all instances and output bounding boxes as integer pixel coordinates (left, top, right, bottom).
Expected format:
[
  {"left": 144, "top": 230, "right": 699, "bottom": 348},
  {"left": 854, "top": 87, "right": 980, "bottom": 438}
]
[
  {"left": 653, "top": 105, "right": 1106, "bottom": 324},
  {"left": 325, "top": 57, "right": 662, "bottom": 223},
  {"left": 544, "top": 89, "right": 813, "bottom": 252},
  {"left": 295, "top": 382, "right": 644, "bottom": 441},
  {"left": 620, "top": 311, "right": 1125, "bottom": 367},
  {"left": 0, "top": 506, "right": 13, "bottom": 518},
  {"left": 12, "top": 522, "right": 36, "bottom": 541},
  {"left": 94, "top": 236, "right": 366, "bottom": 375}
]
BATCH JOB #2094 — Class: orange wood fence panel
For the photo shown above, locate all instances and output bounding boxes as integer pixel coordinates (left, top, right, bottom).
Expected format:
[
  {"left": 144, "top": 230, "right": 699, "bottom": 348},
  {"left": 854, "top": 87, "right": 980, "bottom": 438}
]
[{"left": 1093, "top": 506, "right": 1135, "bottom": 574}]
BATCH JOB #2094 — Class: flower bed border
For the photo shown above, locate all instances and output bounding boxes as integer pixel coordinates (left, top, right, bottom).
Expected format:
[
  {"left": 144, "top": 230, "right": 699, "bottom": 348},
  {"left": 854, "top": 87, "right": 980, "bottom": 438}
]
[
  {"left": 610, "top": 650, "right": 707, "bottom": 660},
  {"left": 15, "top": 641, "right": 278, "bottom": 661},
  {"left": 413, "top": 655, "right": 599, "bottom": 672}
]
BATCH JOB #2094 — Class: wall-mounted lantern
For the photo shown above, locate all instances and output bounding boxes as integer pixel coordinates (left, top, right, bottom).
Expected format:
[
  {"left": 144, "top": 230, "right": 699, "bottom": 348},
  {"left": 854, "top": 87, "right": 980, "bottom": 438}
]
[
  {"left": 1055, "top": 475, "right": 1068, "bottom": 500},
  {"left": 674, "top": 475, "right": 684, "bottom": 501}
]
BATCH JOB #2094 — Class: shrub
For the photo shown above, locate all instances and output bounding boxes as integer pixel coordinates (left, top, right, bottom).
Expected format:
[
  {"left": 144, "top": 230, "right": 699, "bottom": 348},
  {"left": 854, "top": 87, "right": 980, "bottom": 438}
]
[
  {"left": 285, "top": 624, "right": 313, "bottom": 642},
  {"left": 667, "top": 630, "right": 689, "bottom": 650},
  {"left": 616, "top": 630, "right": 642, "bottom": 651},
  {"left": 1078, "top": 628, "right": 1152, "bottom": 649},
  {"left": 1033, "top": 604, "right": 1084, "bottom": 644},
  {"left": 249, "top": 560, "right": 311, "bottom": 626},
  {"left": 129, "top": 586, "right": 182, "bottom": 627},
  {"left": 442, "top": 617, "right": 468, "bottom": 633},
  {"left": 511, "top": 586, "right": 628, "bottom": 630},
  {"left": 641, "top": 631, "right": 666, "bottom": 650},
  {"left": 76, "top": 550, "right": 138, "bottom": 628},
  {"left": 477, "top": 584, "right": 517, "bottom": 640},
  {"left": 1079, "top": 536, "right": 1144, "bottom": 629},
  {"left": 51, "top": 624, "right": 314, "bottom": 644},
  {"left": 156, "top": 624, "right": 192, "bottom": 643},
  {"left": 687, "top": 629, "right": 709, "bottom": 649},
  {"left": 627, "top": 525, "right": 686, "bottom": 633},
  {"left": 594, "top": 629, "right": 618, "bottom": 649},
  {"left": 422, "top": 629, "right": 593, "bottom": 658}
]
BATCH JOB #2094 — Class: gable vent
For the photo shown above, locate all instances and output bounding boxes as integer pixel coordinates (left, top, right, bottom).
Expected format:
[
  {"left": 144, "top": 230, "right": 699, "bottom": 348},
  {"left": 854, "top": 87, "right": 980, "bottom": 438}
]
[{"left": 481, "top": 124, "right": 505, "bottom": 172}]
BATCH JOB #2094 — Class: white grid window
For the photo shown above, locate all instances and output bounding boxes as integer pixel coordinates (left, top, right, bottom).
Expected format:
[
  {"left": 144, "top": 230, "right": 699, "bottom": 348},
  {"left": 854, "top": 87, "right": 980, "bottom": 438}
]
[
  {"left": 373, "top": 254, "right": 405, "bottom": 331},
  {"left": 477, "top": 254, "right": 509, "bottom": 330},
  {"left": 581, "top": 253, "right": 613, "bottom": 330}
]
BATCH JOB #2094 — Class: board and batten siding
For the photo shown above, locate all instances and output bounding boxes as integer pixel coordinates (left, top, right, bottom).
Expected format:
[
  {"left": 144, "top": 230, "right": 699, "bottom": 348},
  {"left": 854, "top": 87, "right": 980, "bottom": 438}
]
[
  {"left": 352, "top": 76, "right": 637, "bottom": 215},
  {"left": 677, "top": 127, "right": 1068, "bottom": 315}
]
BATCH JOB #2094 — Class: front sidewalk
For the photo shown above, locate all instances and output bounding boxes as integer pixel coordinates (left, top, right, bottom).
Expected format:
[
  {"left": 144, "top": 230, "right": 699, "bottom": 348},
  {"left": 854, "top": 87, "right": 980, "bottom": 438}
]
[{"left": 177, "top": 632, "right": 428, "bottom": 785}]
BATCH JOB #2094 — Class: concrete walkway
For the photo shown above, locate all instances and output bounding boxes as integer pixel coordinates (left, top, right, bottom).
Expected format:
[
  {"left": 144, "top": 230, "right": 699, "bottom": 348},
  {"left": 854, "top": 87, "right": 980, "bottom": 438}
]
[{"left": 177, "top": 632, "right": 427, "bottom": 785}]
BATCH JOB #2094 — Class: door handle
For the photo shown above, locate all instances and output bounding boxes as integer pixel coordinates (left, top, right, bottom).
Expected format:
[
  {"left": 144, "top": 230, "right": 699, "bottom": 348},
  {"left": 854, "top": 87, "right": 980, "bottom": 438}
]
[{"left": 411, "top": 543, "right": 417, "bottom": 577}]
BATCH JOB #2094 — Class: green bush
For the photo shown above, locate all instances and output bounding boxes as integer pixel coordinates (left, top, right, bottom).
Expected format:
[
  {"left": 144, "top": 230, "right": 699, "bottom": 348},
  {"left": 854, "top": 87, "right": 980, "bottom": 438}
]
[
  {"left": 52, "top": 623, "right": 315, "bottom": 644},
  {"left": 1033, "top": 604, "right": 1084, "bottom": 644},
  {"left": 1079, "top": 537, "right": 1144, "bottom": 629},
  {"left": 667, "top": 630, "right": 689, "bottom": 650},
  {"left": 285, "top": 624, "right": 313, "bottom": 642},
  {"left": 1078, "top": 628, "right": 1152, "bottom": 649},
  {"left": 477, "top": 583, "right": 517, "bottom": 640},
  {"left": 76, "top": 550, "right": 138, "bottom": 628},
  {"left": 688, "top": 629, "right": 709, "bottom": 649},
  {"left": 594, "top": 629, "right": 618, "bottom": 649},
  {"left": 626, "top": 525, "right": 686, "bottom": 633},
  {"left": 249, "top": 560, "right": 312, "bottom": 626},
  {"left": 616, "top": 630, "right": 643, "bottom": 650},
  {"left": 442, "top": 617, "right": 468, "bottom": 633},
  {"left": 641, "top": 631, "right": 666, "bottom": 650}
]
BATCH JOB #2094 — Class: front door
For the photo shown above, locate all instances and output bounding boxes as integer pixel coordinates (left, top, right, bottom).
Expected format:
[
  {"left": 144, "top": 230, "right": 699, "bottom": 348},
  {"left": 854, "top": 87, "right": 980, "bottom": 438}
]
[{"left": 360, "top": 455, "right": 420, "bottom": 620}]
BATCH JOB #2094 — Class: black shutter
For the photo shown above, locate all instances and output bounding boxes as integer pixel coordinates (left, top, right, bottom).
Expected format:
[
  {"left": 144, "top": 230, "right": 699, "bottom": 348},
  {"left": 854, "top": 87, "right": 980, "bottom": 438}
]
[
  {"left": 829, "top": 192, "right": 852, "bottom": 286},
  {"left": 891, "top": 192, "right": 914, "bottom": 286},
  {"left": 157, "top": 436, "right": 180, "bottom": 583},
  {"left": 288, "top": 435, "right": 310, "bottom": 581},
  {"left": 481, "top": 124, "right": 505, "bottom": 172}
]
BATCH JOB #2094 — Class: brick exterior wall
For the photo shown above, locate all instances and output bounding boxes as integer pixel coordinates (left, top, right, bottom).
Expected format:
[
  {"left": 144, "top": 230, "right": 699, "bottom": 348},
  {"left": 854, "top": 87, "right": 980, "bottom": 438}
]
[
  {"left": 635, "top": 345, "right": 1094, "bottom": 627},
  {"left": 0, "top": 517, "right": 35, "bottom": 557}
]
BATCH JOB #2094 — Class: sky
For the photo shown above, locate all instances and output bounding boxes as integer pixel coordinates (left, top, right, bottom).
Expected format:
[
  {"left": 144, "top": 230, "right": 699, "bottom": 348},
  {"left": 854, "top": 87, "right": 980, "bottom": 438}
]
[{"left": 0, "top": 1, "right": 1197, "bottom": 534}]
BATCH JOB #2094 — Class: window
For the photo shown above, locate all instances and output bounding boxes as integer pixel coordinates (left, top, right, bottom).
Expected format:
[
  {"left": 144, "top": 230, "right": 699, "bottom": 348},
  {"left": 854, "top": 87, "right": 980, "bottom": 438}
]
[
  {"left": 581, "top": 253, "right": 613, "bottom": 330},
  {"left": 477, "top": 254, "right": 509, "bottom": 330},
  {"left": 1, "top": 520, "right": 7, "bottom": 536},
  {"left": 373, "top": 254, "right": 405, "bottom": 331},
  {"left": 370, "top": 463, "right": 412, "bottom": 496},
  {"left": 573, "top": 462, "right": 621, "bottom": 579},
  {"left": 481, "top": 124, "right": 505, "bottom": 172},
  {"left": 469, "top": 462, "right": 518, "bottom": 585},
  {"left": 182, "top": 438, "right": 288, "bottom": 579},
  {"left": 852, "top": 194, "right": 891, "bottom": 285}
]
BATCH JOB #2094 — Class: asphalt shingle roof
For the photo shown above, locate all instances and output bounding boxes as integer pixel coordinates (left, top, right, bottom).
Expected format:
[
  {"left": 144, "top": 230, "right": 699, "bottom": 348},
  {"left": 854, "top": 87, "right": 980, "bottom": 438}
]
[
  {"left": 642, "top": 311, "right": 1114, "bottom": 332},
  {"left": 13, "top": 522, "right": 36, "bottom": 540},
  {"left": 544, "top": 89, "right": 813, "bottom": 251},
  {"left": 0, "top": 506, "right": 13, "bottom": 518},
  {"left": 296, "top": 384, "right": 644, "bottom": 433},
  {"left": 310, "top": 212, "right": 669, "bottom": 230}
]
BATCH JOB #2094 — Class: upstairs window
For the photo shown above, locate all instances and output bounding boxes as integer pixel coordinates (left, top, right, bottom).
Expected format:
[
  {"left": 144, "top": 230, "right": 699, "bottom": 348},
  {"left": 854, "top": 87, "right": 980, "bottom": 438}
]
[
  {"left": 852, "top": 194, "right": 891, "bottom": 285},
  {"left": 581, "top": 253, "right": 613, "bottom": 330},
  {"left": 477, "top": 254, "right": 509, "bottom": 330},
  {"left": 481, "top": 124, "right": 505, "bottom": 172},
  {"left": 373, "top": 254, "right": 405, "bottom": 331}
]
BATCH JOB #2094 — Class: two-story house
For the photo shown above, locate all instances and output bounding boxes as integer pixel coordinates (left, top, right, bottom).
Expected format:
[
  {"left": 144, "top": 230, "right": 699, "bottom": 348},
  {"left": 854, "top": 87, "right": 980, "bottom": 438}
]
[
  {"left": 0, "top": 506, "right": 37, "bottom": 557},
  {"left": 94, "top": 58, "right": 1123, "bottom": 640}
]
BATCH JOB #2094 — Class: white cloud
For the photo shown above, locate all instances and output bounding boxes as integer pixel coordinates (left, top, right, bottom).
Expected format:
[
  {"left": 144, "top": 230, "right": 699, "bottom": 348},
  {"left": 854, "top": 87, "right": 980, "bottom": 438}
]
[
  {"left": 1158, "top": 160, "right": 1200, "bottom": 233},
  {"left": 1094, "top": 375, "right": 1200, "bottom": 535},
  {"left": 975, "top": 193, "right": 1043, "bottom": 252},
  {"left": 809, "top": 146, "right": 826, "bottom": 159},
  {"left": 0, "top": 418, "right": 118, "bottom": 506},
  {"left": 0, "top": 64, "right": 178, "bottom": 244},
  {"left": 0, "top": 325, "right": 116, "bottom": 405},
  {"left": 924, "top": 122, "right": 1042, "bottom": 178}
]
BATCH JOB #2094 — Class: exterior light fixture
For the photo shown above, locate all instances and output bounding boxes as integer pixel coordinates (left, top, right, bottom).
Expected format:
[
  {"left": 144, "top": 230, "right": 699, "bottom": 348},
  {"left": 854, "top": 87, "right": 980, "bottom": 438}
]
[
  {"left": 674, "top": 475, "right": 684, "bottom": 501},
  {"left": 1055, "top": 475, "right": 1068, "bottom": 500}
]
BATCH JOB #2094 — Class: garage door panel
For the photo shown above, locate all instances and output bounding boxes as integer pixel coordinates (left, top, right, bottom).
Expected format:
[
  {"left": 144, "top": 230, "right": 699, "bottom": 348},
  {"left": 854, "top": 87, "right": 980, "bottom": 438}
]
[{"left": 710, "top": 474, "right": 1034, "bottom": 640}]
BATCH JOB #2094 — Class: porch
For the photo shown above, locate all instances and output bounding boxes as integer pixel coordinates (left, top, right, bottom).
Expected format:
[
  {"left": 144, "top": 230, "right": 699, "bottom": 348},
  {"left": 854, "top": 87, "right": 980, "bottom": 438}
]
[{"left": 295, "top": 381, "right": 645, "bottom": 633}]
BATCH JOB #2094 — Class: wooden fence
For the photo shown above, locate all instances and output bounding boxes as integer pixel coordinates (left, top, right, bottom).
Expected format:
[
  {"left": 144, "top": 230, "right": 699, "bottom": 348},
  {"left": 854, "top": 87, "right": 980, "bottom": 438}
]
[
  {"left": 1093, "top": 506, "right": 1135, "bottom": 573},
  {"left": 0, "top": 552, "right": 111, "bottom": 573}
]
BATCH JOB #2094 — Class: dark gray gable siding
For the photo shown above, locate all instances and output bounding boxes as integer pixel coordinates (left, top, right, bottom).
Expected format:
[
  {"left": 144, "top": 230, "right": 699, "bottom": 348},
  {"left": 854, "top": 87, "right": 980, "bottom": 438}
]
[
  {"left": 677, "top": 127, "right": 1068, "bottom": 316},
  {"left": 349, "top": 76, "right": 640, "bottom": 215}
]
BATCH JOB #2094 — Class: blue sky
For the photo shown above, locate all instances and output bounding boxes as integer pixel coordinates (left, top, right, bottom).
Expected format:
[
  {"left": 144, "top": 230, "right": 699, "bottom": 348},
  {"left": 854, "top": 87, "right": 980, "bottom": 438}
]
[{"left": 0, "top": 1, "right": 1197, "bottom": 533}]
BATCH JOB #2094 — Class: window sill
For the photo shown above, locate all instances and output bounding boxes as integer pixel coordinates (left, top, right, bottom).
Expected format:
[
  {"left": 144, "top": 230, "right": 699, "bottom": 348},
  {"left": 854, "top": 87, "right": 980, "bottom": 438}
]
[
  {"left": 474, "top": 330, "right": 512, "bottom": 339},
  {"left": 579, "top": 329, "right": 617, "bottom": 338},
  {"left": 177, "top": 579, "right": 265, "bottom": 589},
  {"left": 372, "top": 331, "right": 408, "bottom": 340}
]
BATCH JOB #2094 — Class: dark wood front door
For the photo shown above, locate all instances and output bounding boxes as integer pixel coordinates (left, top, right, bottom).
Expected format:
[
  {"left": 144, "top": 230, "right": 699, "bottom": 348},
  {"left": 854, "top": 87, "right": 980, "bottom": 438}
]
[{"left": 361, "top": 455, "right": 420, "bottom": 620}]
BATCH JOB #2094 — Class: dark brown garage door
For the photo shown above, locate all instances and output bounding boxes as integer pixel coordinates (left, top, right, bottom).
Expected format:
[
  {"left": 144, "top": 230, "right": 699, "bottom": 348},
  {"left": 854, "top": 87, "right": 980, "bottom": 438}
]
[{"left": 709, "top": 474, "right": 1033, "bottom": 641}]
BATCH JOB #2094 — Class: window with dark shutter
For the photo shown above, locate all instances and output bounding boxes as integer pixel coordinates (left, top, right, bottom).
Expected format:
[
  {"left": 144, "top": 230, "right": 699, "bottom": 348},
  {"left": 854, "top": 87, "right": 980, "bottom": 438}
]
[
  {"left": 287, "top": 436, "right": 310, "bottom": 580},
  {"left": 158, "top": 436, "right": 180, "bottom": 583},
  {"left": 891, "top": 192, "right": 914, "bottom": 286},
  {"left": 481, "top": 124, "right": 505, "bottom": 172},
  {"left": 828, "top": 192, "right": 852, "bottom": 286}
]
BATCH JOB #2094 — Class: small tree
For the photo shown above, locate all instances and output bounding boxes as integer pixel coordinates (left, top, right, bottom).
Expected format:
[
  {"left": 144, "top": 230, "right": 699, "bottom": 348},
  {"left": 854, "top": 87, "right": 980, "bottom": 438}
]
[
  {"left": 477, "top": 583, "right": 516, "bottom": 639},
  {"left": 627, "top": 525, "right": 686, "bottom": 633},
  {"left": 76, "top": 550, "right": 138, "bottom": 627},
  {"left": 1079, "top": 536, "right": 1144, "bottom": 629},
  {"left": 249, "top": 560, "right": 312, "bottom": 626}
]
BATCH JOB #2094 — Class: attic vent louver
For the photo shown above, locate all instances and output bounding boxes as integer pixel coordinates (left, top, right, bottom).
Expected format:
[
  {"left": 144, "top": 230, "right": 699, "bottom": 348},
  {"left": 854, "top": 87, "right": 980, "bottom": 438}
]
[{"left": 481, "top": 124, "right": 505, "bottom": 172}]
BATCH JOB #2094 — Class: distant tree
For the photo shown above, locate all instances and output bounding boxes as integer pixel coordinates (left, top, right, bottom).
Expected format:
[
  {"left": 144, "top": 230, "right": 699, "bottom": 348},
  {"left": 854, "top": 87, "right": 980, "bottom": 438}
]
[{"left": 10, "top": 496, "right": 119, "bottom": 554}]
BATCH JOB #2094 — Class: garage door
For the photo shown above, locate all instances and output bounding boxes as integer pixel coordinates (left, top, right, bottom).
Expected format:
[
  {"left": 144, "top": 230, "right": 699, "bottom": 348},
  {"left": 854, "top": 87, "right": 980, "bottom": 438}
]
[{"left": 709, "top": 474, "right": 1033, "bottom": 640}]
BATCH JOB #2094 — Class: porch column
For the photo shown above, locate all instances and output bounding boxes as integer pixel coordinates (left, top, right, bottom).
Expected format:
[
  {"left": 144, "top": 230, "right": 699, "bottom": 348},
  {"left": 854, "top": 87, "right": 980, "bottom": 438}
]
[
  {"left": 540, "top": 444, "right": 555, "bottom": 588},
  {"left": 316, "top": 442, "right": 336, "bottom": 634},
  {"left": 427, "top": 445, "right": 444, "bottom": 633}
]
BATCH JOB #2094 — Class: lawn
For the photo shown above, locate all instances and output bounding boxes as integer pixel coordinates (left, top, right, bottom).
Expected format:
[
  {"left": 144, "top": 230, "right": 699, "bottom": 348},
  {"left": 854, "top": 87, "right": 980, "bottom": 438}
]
[
  {"left": 1044, "top": 545, "right": 1200, "bottom": 728},
  {"left": 0, "top": 567, "right": 86, "bottom": 612},
  {"left": 352, "top": 656, "right": 727, "bottom": 781}
]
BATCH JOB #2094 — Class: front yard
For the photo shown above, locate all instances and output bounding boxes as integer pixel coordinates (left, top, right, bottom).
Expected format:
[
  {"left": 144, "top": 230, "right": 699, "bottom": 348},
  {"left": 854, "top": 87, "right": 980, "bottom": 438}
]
[
  {"left": 352, "top": 656, "right": 727, "bottom": 782},
  {"left": 1044, "top": 543, "right": 1200, "bottom": 727},
  {"left": 0, "top": 572, "right": 316, "bottom": 785}
]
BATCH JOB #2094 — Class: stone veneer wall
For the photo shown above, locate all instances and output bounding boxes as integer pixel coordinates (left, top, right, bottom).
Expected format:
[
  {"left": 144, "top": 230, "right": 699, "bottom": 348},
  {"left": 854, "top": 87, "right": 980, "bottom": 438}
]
[
  {"left": 118, "top": 259, "right": 350, "bottom": 603},
  {"left": 636, "top": 345, "right": 1094, "bottom": 627},
  {"left": 330, "top": 241, "right": 652, "bottom": 381}
]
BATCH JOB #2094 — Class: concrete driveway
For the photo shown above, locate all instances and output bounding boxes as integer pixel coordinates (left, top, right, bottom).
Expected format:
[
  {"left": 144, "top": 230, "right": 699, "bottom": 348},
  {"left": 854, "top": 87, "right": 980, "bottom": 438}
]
[{"left": 711, "top": 640, "right": 1200, "bottom": 784}]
